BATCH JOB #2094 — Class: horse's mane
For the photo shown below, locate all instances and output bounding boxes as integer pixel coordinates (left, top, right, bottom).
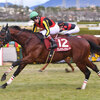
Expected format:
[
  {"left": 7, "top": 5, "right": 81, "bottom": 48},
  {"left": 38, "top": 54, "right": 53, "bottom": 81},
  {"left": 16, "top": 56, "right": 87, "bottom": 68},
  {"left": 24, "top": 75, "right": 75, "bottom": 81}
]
[
  {"left": 10, "top": 26, "right": 21, "bottom": 30},
  {"left": 10, "top": 26, "right": 34, "bottom": 33},
  {"left": 9, "top": 26, "right": 65, "bottom": 38},
  {"left": 10, "top": 26, "right": 43, "bottom": 41}
]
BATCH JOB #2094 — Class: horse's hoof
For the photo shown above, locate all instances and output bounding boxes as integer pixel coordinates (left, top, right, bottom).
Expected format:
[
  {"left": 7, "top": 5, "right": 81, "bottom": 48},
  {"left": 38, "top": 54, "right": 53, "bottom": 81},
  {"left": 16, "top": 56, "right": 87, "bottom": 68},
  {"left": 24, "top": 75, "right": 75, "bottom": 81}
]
[
  {"left": 65, "top": 68, "right": 70, "bottom": 73},
  {"left": 38, "top": 70, "right": 43, "bottom": 72},
  {"left": 1, "top": 73, "right": 7, "bottom": 81},
  {"left": 76, "top": 87, "right": 81, "bottom": 90},
  {"left": 0, "top": 85, "right": 6, "bottom": 89},
  {"left": 0, "top": 83, "right": 7, "bottom": 89}
]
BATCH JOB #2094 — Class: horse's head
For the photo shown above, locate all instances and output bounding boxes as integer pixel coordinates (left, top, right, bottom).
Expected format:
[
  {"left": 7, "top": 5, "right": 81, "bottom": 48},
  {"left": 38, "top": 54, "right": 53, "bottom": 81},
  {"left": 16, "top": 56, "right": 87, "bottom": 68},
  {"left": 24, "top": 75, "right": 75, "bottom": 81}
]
[{"left": 0, "top": 24, "right": 11, "bottom": 47}]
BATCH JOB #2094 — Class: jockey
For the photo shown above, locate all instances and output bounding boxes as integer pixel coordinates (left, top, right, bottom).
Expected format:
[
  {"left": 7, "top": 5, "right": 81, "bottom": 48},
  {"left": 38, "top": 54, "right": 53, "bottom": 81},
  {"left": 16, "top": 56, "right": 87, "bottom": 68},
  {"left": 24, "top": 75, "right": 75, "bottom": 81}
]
[
  {"left": 30, "top": 11, "right": 60, "bottom": 49},
  {"left": 58, "top": 21, "right": 80, "bottom": 36}
]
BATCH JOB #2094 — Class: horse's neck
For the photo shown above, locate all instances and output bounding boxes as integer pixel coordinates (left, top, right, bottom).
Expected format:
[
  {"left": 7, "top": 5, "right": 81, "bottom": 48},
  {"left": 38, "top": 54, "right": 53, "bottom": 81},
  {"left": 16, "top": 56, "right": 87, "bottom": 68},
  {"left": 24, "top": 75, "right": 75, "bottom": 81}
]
[
  {"left": 11, "top": 30, "right": 28, "bottom": 46},
  {"left": 11, "top": 30, "right": 41, "bottom": 47}
]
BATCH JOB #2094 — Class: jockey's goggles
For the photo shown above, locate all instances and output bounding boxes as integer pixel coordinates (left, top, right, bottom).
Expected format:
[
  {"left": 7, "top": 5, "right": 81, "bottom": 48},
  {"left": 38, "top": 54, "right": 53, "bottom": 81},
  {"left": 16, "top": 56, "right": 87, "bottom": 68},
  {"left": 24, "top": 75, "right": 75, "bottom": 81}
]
[
  {"left": 31, "top": 17, "right": 38, "bottom": 21},
  {"left": 58, "top": 23, "right": 64, "bottom": 26}
]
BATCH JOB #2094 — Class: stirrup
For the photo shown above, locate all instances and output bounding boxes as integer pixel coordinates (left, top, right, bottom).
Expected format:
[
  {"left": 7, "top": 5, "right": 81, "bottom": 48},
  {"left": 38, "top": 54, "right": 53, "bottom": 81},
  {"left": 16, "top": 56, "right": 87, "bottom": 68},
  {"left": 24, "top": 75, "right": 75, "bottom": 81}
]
[
  {"left": 49, "top": 45, "right": 57, "bottom": 49},
  {"left": 66, "top": 34, "right": 70, "bottom": 36}
]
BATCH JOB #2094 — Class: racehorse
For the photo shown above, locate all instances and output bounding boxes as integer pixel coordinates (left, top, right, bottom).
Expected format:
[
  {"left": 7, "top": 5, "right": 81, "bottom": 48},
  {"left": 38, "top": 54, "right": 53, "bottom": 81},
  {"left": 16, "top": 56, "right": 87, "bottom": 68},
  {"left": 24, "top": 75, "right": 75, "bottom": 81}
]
[
  {"left": 0, "top": 24, "right": 100, "bottom": 89},
  {"left": 40, "top": 34, "right": 100, "bottom": 72}
]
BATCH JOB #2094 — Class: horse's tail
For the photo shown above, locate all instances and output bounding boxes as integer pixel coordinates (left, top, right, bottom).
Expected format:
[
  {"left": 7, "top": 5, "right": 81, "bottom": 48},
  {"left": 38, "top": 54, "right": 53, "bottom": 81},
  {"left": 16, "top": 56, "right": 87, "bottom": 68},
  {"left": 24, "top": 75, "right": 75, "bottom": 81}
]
[{"left": 87, "top": 40, "right": 100, "bottom": 54}]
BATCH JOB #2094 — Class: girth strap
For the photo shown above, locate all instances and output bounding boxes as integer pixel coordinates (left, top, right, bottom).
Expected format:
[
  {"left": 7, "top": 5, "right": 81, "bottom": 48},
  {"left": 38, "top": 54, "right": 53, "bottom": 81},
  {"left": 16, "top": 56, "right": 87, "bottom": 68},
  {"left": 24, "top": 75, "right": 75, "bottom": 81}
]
[
  {"left": 39, "top": 49, "right": 55, "bottom": 72},
  {"left": 46, "top": 49, "right": 55, "bottom": 63}
]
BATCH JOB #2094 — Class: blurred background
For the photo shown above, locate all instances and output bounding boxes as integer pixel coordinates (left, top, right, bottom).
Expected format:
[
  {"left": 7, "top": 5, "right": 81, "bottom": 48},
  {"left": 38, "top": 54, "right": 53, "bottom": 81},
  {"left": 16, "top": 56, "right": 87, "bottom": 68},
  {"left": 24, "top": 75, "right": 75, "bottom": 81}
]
[{"left": 0, "top": 0, "right": 100, "bottom": 22}]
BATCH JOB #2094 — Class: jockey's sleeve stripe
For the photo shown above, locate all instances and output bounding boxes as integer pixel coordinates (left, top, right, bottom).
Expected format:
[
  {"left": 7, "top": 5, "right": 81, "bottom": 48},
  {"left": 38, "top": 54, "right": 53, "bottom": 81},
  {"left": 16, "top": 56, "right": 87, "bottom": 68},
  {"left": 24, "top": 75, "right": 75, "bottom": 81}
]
[
  {"left": 33, "top": 24, "right": 37, "bottom": 32},
  {"left": 43, "top": 20, "right": 50, "bottom": 37},
  {"left": 67, "top": 23, "right": 71, "bottom": 30}
]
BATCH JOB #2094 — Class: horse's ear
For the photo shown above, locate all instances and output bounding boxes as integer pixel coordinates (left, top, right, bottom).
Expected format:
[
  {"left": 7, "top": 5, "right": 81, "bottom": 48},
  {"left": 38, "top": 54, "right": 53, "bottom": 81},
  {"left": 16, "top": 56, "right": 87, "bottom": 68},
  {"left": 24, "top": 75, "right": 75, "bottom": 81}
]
[{"left": 5, "top": 23, "right": 8, "bottom": 30}]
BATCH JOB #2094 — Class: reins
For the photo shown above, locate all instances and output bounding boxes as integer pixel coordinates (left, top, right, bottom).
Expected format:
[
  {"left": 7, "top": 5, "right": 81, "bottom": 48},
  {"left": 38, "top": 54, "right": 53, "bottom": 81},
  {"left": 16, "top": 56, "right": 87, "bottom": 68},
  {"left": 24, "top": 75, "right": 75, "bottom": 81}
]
[
  {"left": 5, "top": 27, "right": 33, "bottom": 46},
  {"left": 25, "top": 32, "right": 33, "bottom": 44},
  {"left": 33, "top": 32, "right": 44, "bottom": 43}
]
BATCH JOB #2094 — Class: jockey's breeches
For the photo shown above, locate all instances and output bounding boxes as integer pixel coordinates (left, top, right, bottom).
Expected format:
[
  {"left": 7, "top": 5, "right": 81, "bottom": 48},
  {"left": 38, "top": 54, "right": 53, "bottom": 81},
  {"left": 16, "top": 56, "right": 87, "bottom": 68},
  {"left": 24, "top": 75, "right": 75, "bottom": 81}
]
[
  {"left": 59, "top": 25, "right": 80, "bottom": 35},
  {"left": 40, "top": 23, "right": 60, "bottom": 37}
]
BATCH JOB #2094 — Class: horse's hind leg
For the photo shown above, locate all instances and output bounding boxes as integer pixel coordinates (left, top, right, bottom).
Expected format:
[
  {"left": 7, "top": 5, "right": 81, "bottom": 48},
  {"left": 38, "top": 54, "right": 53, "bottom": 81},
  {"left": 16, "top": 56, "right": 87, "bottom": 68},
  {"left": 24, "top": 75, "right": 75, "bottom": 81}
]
[
  {"left": 76, "top": 62, "right": 91, "bottom": 89},
  {"left": 86, "top": 59, "right": 100, "bottom": 76},
  {"left": 65, "top": 57, "right": 74, "bottom": 72}
]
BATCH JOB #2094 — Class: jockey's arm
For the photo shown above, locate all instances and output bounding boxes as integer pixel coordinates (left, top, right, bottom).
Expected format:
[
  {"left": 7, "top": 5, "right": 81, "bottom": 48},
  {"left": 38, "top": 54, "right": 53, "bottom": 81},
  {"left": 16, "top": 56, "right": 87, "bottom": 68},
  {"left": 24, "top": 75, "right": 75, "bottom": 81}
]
[
  {"left": 42, "top": 20, "right": 50, "bottom": 37},
  {"left": 33, "top": 23, "right": 37, "bottom": 32}
]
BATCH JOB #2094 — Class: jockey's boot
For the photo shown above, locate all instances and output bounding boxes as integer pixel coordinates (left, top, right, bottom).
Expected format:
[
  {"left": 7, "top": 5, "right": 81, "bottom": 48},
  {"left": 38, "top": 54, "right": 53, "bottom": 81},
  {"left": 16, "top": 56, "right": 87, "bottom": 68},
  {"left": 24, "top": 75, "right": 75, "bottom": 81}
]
[
  {"left": 47, "top": 35, "right": 58, "bottom": 49},
  {"left": 66, "top": 34, "right": 70, "bottom": 37}
]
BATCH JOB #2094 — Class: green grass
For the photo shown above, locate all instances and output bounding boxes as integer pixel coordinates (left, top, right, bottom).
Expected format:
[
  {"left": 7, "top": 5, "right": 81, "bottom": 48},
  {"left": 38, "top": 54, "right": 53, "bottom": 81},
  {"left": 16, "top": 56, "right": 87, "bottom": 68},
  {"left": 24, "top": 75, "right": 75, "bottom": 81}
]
[
  {"left": 74, "top": 28, "right": 100, "bottom": 35},
  {"left": 77, "top": 22, "right": 100, "bottom": 24},
  {"left": 0, "top": 62, "right": 100, "bottom": 100}
]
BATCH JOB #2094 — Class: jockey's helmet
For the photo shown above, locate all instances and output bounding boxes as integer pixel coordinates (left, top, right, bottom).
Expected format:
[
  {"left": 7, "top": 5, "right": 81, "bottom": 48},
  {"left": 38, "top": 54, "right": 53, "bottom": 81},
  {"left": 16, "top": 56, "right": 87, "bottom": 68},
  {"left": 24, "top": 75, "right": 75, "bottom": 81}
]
[
  {"left": 30, "top": 11, "right": 39, "bottom": 20},
  {"left": 58, "top": 21, "right": 64, "bottom": 26}
]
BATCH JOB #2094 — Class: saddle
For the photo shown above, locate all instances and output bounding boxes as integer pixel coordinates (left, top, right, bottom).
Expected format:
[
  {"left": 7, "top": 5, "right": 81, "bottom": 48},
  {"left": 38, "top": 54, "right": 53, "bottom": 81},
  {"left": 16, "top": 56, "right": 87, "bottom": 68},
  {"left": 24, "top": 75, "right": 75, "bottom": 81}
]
[
  {"left": 44, "top": 37, "right": 71, "bottom": 51},
  {"left": 35, "top": 33, "right": 72, "bottom": 64},
  {"left": 35, "top": 33, "right": 71, "bottom": 51}
]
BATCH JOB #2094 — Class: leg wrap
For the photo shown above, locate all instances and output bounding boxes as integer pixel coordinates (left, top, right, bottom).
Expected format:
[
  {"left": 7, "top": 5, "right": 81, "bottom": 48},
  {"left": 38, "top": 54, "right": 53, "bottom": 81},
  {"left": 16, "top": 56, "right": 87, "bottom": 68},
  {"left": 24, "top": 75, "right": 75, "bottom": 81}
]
[
  {"left": 5, "top": 66, "right": 13, "bottom": 75},
  {"left": 81, "top": 79, "right": 88, "bottom": 89},
  {"left": 7, "top": 75, "right": 15, "bottom": 85},
  {"left": 97, "top": 71, "right": 100, "bottom": 77}
]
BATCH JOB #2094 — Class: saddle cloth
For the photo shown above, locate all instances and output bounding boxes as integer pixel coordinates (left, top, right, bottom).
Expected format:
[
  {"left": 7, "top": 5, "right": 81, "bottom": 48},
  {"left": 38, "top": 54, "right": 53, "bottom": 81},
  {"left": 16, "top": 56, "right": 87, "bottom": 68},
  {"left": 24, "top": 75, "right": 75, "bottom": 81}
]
[
  {"left": 44, "top": 37, "right": 71, "bottom": 51},
  {"left": 76, "top": 35, "right": 82, "bottom": 38}
]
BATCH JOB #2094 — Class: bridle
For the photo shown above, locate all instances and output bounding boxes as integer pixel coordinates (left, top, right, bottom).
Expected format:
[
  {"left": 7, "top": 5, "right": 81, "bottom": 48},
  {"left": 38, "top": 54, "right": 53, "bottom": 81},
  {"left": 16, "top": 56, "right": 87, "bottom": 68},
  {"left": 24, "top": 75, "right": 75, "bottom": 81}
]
[
  {"left": 0, "top": 24, "right": 43, "bottom": 48},
  {"left": 0, "top": 26, "right": 11, "bottom": 47}
]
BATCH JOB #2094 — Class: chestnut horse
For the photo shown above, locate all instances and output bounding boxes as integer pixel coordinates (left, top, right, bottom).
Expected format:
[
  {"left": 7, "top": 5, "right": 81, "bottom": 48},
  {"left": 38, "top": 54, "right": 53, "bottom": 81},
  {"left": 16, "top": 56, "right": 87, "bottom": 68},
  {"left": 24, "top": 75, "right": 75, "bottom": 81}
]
[
  {"left": 0, "top": 24, "right": 100, "bottom": 89},
  {"left": 40, "top": 35, "right": 100, "bottom": 72}
]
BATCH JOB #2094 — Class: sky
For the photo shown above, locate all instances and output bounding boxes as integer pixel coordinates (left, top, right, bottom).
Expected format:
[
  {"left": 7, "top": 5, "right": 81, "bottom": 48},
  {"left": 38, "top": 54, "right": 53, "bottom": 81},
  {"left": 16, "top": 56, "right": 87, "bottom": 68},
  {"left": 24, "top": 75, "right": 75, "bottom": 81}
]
[
  {"left": 0, "top": 0, "right": 49, "bottom": 7},
  {"left": 0, "top": 0, "right": 100, "bottom": 7}
]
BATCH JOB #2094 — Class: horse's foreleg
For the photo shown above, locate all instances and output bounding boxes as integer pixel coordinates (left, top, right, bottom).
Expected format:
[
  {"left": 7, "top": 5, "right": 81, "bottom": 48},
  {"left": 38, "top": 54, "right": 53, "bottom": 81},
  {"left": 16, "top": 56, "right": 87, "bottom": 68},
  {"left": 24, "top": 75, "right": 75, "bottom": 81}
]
[
  {"left": 76, "top": 62, "right": 91, "bottom": 89},
  {"left": 0, "top": 64, "right": 26, "bottom": 89},
  {"left": 1, "top": 60, "right": 21, "bottom": 81},
  {"left": 0, "top": 54, "right": 34, "bottom": 89}
]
